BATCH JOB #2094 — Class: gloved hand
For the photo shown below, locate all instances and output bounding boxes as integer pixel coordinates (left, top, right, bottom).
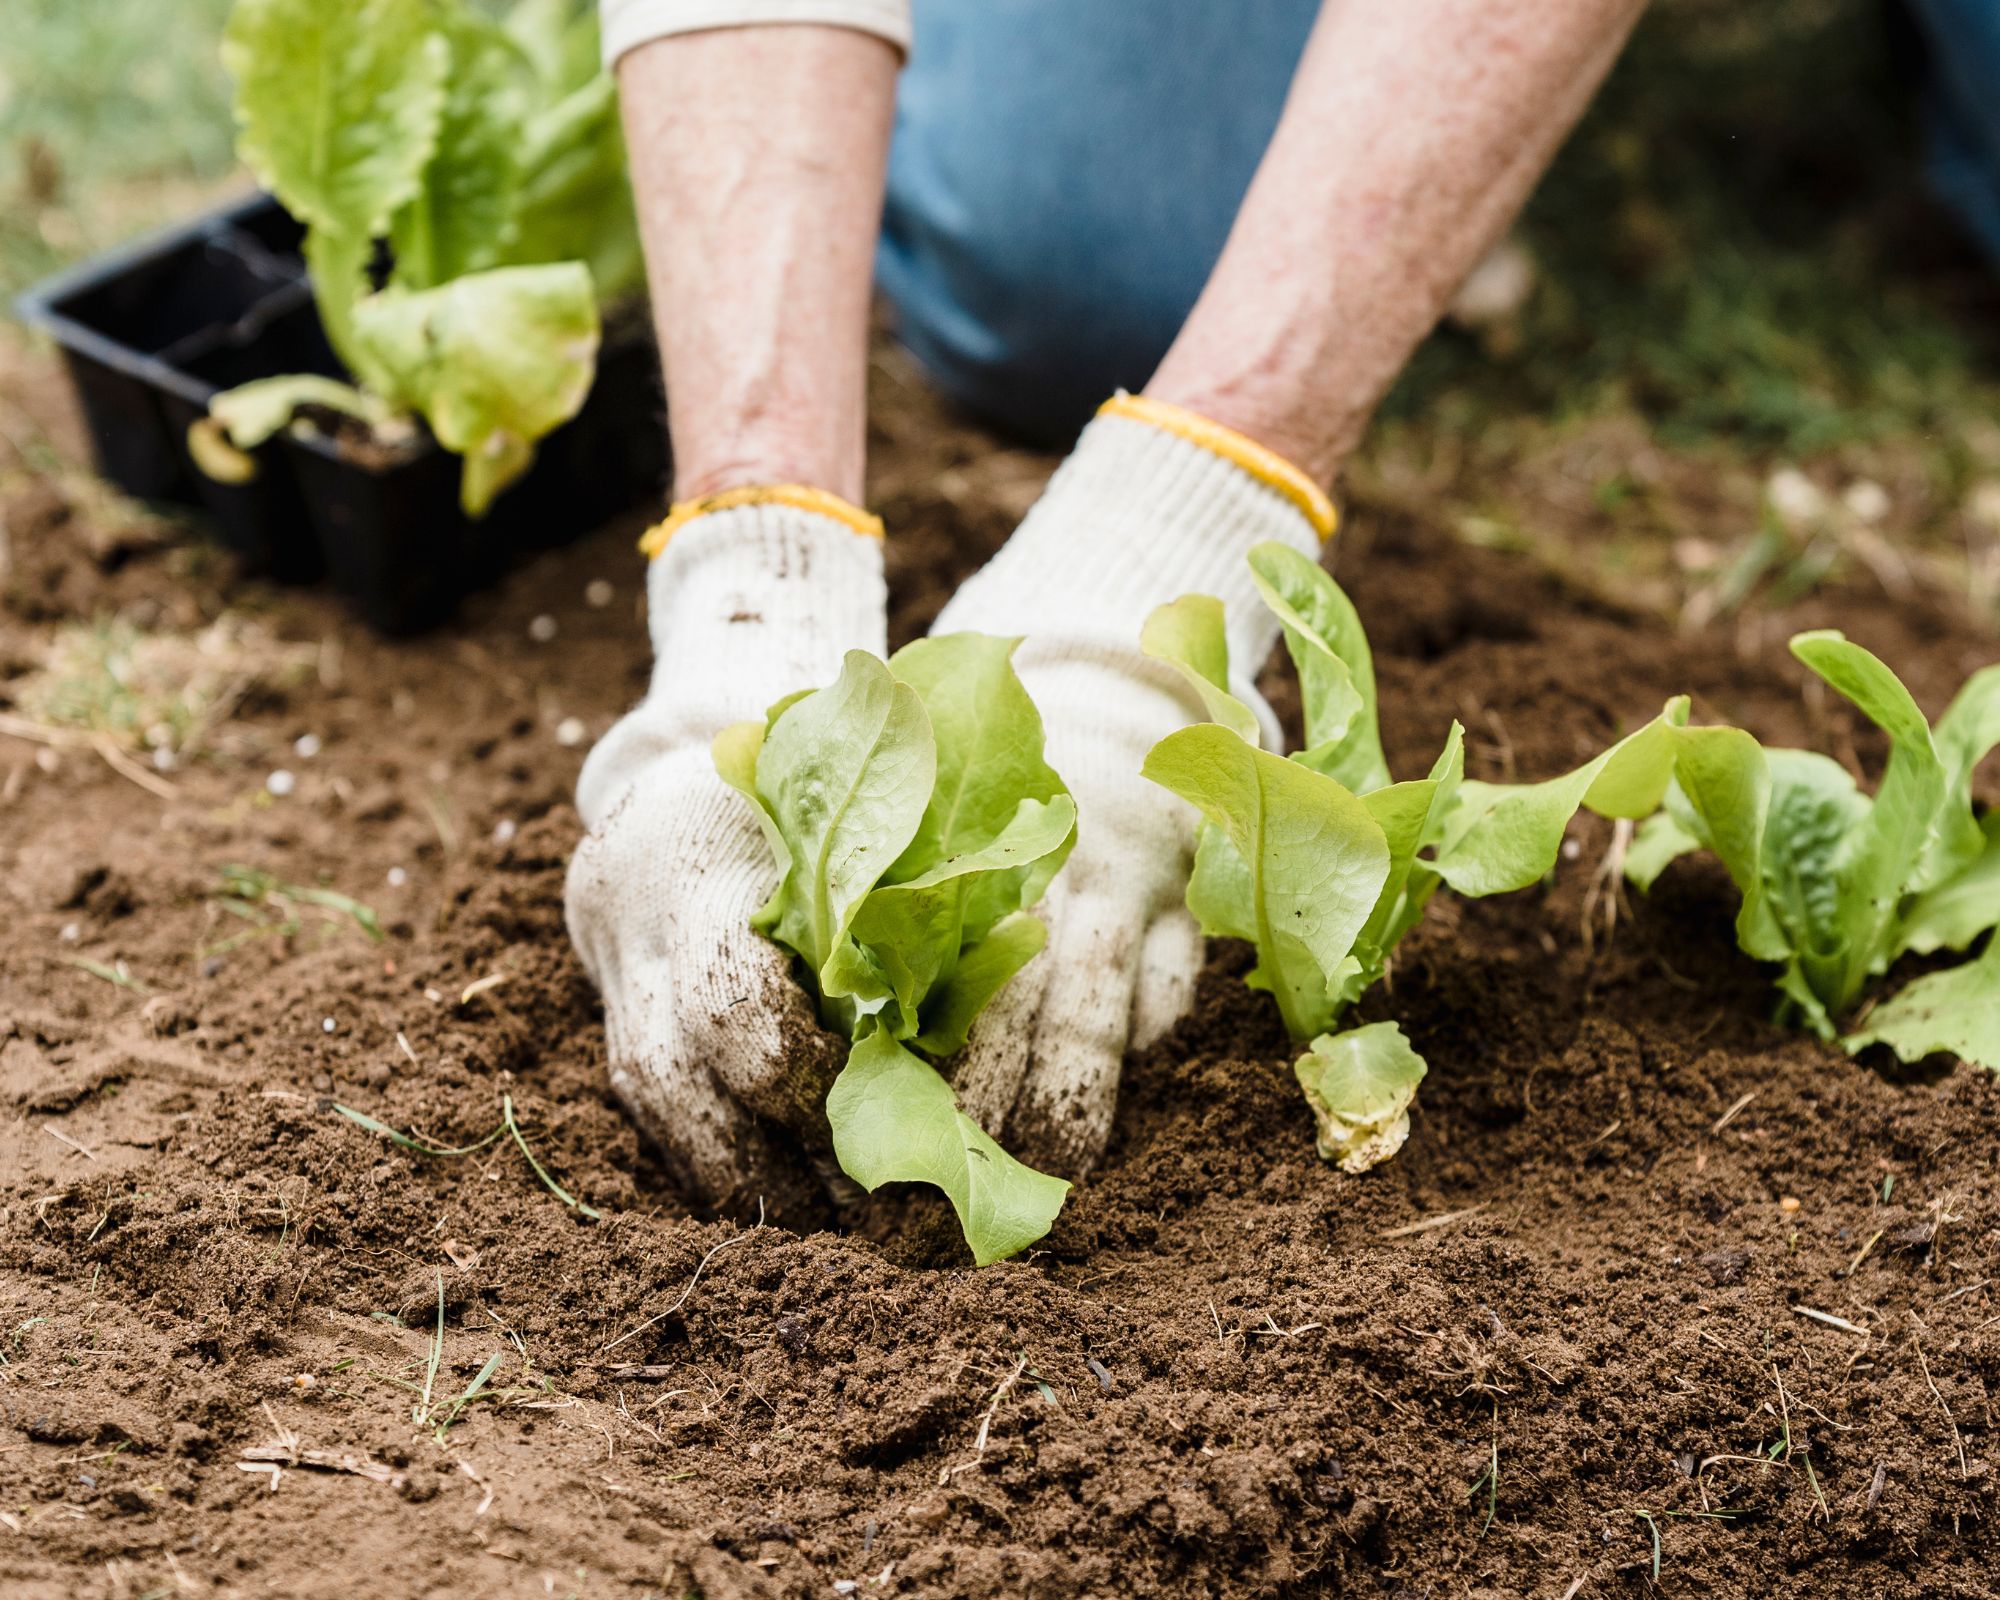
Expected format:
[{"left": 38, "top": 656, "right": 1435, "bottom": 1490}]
[
  {"left": 932, "top": 393, "right": 1336, "bottom": 1176},
  {"left": 565, "top": 488, "right": 887, "bottom": 1204}
]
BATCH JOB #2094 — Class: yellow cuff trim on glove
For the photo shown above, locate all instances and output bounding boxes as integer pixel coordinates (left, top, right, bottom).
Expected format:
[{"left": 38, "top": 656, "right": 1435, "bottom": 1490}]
[
  {"left": 638, "top": 484, "right": 885, "bottom": 558},
  {"left": 1099, "top": 392, "right": 1338, "bottom": 543}
]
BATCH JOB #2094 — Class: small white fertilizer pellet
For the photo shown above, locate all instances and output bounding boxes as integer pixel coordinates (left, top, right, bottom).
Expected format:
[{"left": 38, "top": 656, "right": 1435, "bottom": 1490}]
[
  {"left": 555, "top": 716, "right": 586, "bottom": 747},
  {"left": 386, "top": 866, "right": 408, "bottom": 888},
  {"left": 266, "top": 769, "right": 296, "bottom": 797},
  {"left": 294, "top": 733, "right": 322, "bottom": 759},
  {"left": 528, "top": 614, "right": 558, "bottom": 642},
  {"left": 585, "top": 579, "right": 614, "bottom": 608},
  {"left": 1561, "top": 838, "right": 1581, "bottom": 862},
  {"left": 493, "top": 817, "right": 517, "bottom": 845},
  {"left": 321, "top": 1017, "right": 336, "bottom": 1034}
]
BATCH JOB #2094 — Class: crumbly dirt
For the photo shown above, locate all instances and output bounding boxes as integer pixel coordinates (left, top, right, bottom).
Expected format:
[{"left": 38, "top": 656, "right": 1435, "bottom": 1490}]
[{"left": 3, "top": 331, "right": 1999, "bottom": 1600}]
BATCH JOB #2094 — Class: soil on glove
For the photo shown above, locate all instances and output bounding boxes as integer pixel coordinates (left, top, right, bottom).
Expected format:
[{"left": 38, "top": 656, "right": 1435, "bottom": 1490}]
[{"left": 3, "top": 338, "right": 1999, "bottom": 1600}]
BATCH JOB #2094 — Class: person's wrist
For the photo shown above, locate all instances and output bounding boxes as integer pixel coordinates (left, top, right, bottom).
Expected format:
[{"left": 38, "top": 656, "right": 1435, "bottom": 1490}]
[
  {"left": 673, "top": 454, "right": 864, "bottom": 504},
  {"left": 668, "top": 411, "right": 867, "bottom": 504},
  {"left": 1139, "top": 381, "right": 1349, "bottom": 493}
]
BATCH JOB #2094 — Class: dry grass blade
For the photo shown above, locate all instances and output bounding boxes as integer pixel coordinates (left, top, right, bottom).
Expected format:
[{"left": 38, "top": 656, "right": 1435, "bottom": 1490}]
[
  {"left": 1711, "top": 1090, "right": 1758, "bottom": 1134},
  {"left": 460, "top": 972, "right": 511, "bottom": 1006},
  {"left": 603, "top": 1207, "right": 766, "bottom": 1353},
  {"left": 1910, "top": 1324, "right": 1970, "bottom": 1482},
  {"left": 941, "top": 1355, "right": 1029, "bottom": 1484},
  {"left": 238, "top": 1443, "right": 406, "bottom": 1488},
  {"left": 1794, "top": 1307, "right": 1870, "bottom": 1336},
  {"left": 1381, "top": 1205, "right": 1486, "bottom": 1240}
]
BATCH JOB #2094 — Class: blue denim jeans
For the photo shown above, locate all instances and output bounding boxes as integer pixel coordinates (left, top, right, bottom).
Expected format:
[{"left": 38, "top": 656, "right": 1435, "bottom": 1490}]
[
  {"left": 1906, "top": 0, "right": 2000, "bottom": 267},
  {"left": 877, "top": 0, "right": 1318, "bottom": 444},
  {"left": 877, "top": 2, "right": 2000, "bottom": 445}
]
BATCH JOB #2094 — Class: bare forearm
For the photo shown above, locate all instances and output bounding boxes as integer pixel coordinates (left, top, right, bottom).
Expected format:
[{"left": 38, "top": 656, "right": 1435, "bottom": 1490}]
[
  {"left": 1149, "top": 0, "right": 1647, "bottom": 485},
  {"left": 618, "top": 26, "right": 897, "bottom": 502}
]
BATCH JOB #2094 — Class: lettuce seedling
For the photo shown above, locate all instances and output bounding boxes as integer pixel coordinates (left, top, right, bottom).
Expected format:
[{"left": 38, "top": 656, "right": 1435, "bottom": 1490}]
[
  {"left": 715, "top": 635, "right": 1078, "bottom": 1265},
  {"left": 1141, "top": 543, "right": 1690, "bottom": 1170},
  {"left": 1627, "top": 635, "right": 2000, "bottom": 1069},
  {"left": 212, "top": 0, "right": 638, "bottom": 513}
]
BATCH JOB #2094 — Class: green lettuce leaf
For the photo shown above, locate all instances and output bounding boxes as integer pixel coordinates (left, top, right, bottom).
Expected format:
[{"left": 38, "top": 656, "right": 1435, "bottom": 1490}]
[
  {"left": 504, "top": 0, "right": 603, "bottom": 97},
  {"left": 1844, "top": 936, "right": 2000, "bottom": 1072},
  {"left": 885, "top": 633, "right": 1073, "bottom": 910},
  {"left": 351, "top": 263, "right": 600, "bottom": 514},
  {"left": 748, "top": 650, "right": 933, "bottom": 995},
  {"left": 507, "top": 75, "right": 642, "bottom": 299},
  {"left": 914, "top": 912, "right": 1050, "bottom": 1058},
  {"left": 1621, "top": 633, "right": 2000, "bottom": 1060},
  {"left": 1428, "top": 700, "right": 1689, "bottom": 896},
  {"left": 826, "top": 1030, "right": 1070, "bottom": 1268},
  {"left": 1788, "top": 632, "right": 1948, "bottom": 1008},
  {"left": 1624, "top": 810, "right": 1702, "bottom": 892},
  {"left": 1899, "top": 813, "right": 2000, "bottom": 956},
  {"left": 1921, "top": 664, "right": 2000, "bottom": 890},
  {"left": 208, "top": 374, "right": 394, "bottom": 450},
  {"left": 1293, "top": 1021, "right": 1429, "bottom": 1173},
  {"left": 842, "top": 796, "right": 1075, "bottom": 1025},
  {"left": 389, "top": 9, "right": 532, "bottom": 288},
  {"left": 223, "top": 0, "right": 446, "bottom": 238},
  {"left": 1143, "top": 723, "right": 1391, "bottom": 1041},
  {"left": 1335, "top": 726, "right": 1465, "bottom": 1011},
  {"left": 1139, "top": 594, "right": 1263, "bottom": 746},
  {"left": 1246, "top": 541, "right": 1390, "bottom": 792},
  {"left": 716, "top": 638, "right": 1077, "bottom": 1262},
  {"left": 300, "top": 224, "right": 386, "bottom": 391}
]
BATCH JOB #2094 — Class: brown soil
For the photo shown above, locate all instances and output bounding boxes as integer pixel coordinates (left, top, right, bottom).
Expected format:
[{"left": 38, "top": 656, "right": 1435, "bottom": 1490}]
[{"left": 3, "top": 335, "right": 1999, "bottom": 1600}]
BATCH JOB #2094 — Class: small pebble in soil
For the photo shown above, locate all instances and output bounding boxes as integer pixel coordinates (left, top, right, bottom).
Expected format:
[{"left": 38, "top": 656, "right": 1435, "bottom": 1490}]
[
  {"left": 35, "top": 747, "right": 59, "bottom": 774},
  {"left": 386, "top": 866, "right": 408, "bottom": 888},
  {"left": 312, "top": 1073, "right": 332, "bottom": 1093},
  {"left": 425, "top": 988, "right": 444, "bottom": 1003},
  {"left": 493, "top": 818, "right": 517, "bottom": 846},
  {"left": 1779, "top": 1195, "right": 1801, "bottom": 1212},
  {"left": 59, "top": 923, "right": 80, "bottom": 943},
  {"left": 528, "top": 614, "right": 558, "bottom": 643},
  {"left": 293, "top": 733, "right": 322, "bottom": 759},
  {"left": 585, "top": 578, "right": 615, "bottom": 608},
  {"left": 201, "top": 958, "right": 224, "bottom": 979},
  {"left": 555, "top": 717, "right": 586, "bottom": 747},
  {"left": 322, "top": 1017, "right": 337, "bottom": 1034},
  {"left": 266, "top": 769, "right": 296, "bottom": 797},
  {"left": 1844, "top": 480, "right": 1890, "bottom": 524}
]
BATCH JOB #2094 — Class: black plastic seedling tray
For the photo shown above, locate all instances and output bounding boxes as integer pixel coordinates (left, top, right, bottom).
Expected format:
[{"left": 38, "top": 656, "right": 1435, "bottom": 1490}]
[{"left": 15, "top": 193, "right": 667, "bottom": 633}]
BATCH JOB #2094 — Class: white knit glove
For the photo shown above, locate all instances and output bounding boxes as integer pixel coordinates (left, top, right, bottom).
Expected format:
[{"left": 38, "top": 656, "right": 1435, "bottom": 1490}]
[
  {"left": 565, "top": 490, "right": 888, "bottom": 1203},
  {"left": 933, "top": 393, "right": 1336, "bottom": 1176}
]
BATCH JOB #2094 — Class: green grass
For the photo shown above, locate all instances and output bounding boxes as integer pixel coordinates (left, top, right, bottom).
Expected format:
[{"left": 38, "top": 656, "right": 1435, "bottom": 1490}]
[
  {"left": 0, "top": 0, "right": 239, "bottom": 300},
  {"left": 1386, "top": 0, "right": 2000, "bottom": 468}
]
